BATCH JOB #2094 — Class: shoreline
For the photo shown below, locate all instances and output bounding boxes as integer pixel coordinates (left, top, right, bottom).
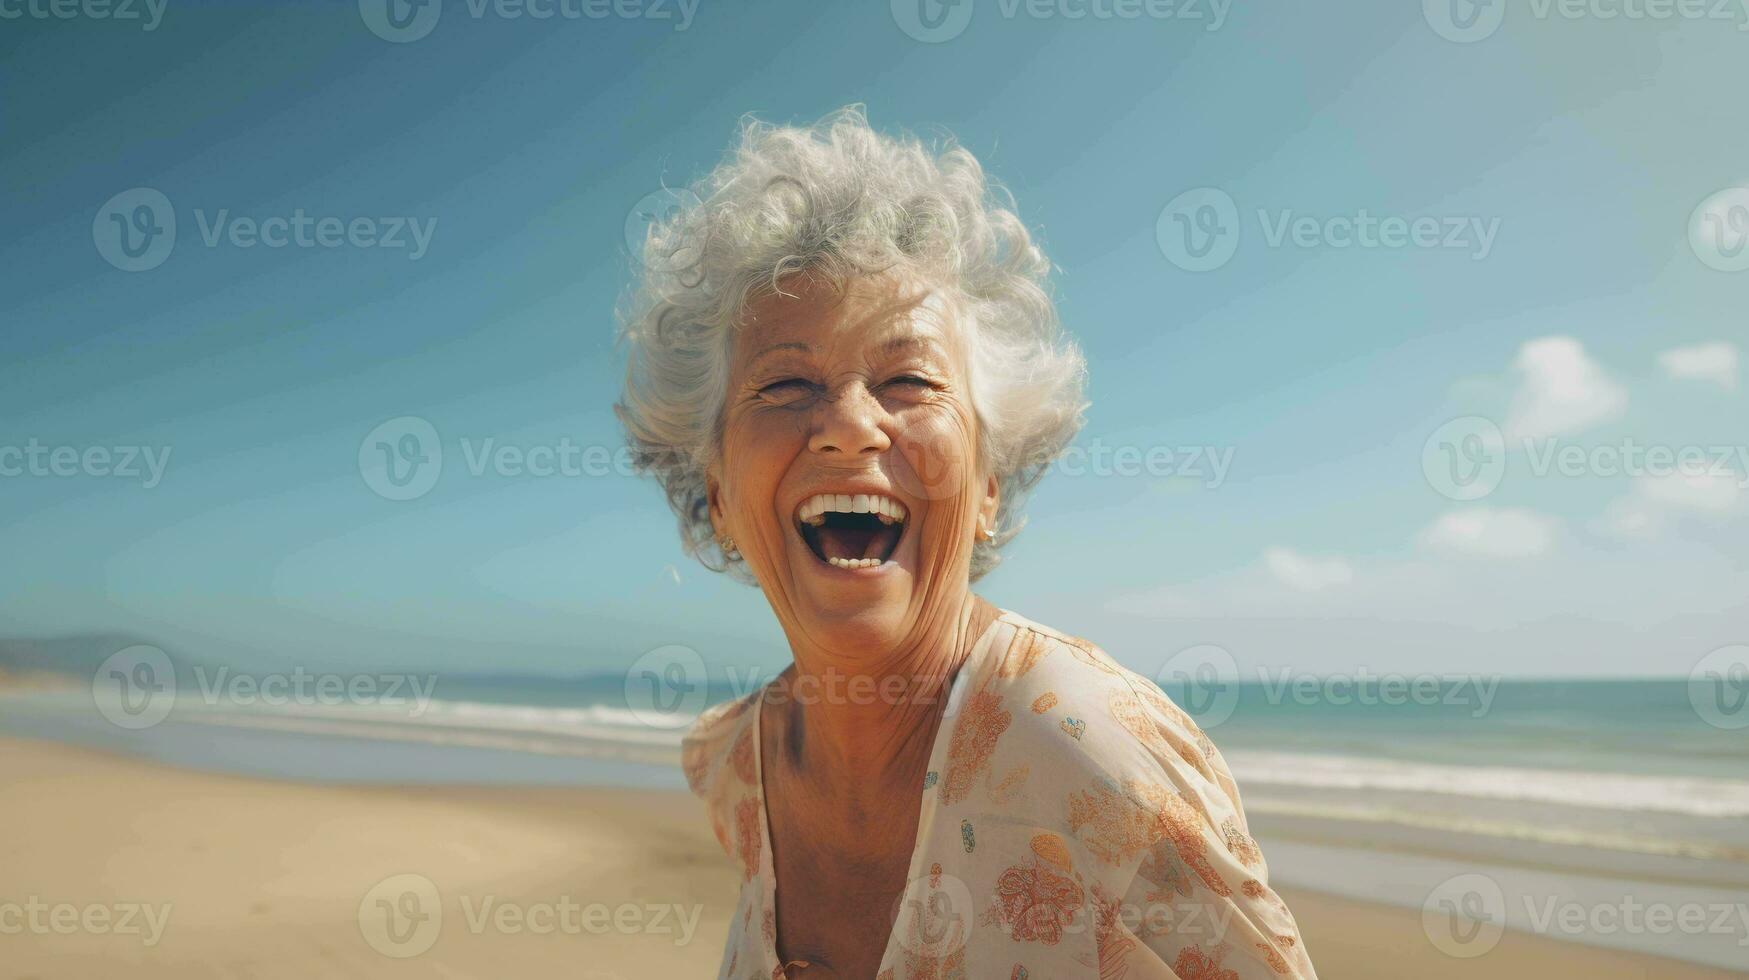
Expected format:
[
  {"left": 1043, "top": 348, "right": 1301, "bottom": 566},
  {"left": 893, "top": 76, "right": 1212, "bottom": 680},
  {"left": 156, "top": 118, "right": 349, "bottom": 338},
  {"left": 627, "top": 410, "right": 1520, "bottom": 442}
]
[{"left": 3, "top": 736, "right": 1744, "bottom": 978}]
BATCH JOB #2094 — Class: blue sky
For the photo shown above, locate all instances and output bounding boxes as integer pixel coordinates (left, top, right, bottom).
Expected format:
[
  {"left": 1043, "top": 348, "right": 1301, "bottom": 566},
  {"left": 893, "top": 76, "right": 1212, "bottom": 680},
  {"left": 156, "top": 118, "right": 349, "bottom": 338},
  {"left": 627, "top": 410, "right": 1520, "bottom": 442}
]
[{"left": 2, "top": 0, "right": 1746, "bottom": 679}]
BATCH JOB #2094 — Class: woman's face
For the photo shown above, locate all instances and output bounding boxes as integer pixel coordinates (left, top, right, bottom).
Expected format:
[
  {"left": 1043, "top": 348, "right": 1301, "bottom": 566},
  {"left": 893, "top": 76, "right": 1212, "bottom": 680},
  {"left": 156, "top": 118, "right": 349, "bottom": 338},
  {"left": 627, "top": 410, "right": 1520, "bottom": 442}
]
[{"left": 707, "top": 274, "right": 998, "bottom": 656}]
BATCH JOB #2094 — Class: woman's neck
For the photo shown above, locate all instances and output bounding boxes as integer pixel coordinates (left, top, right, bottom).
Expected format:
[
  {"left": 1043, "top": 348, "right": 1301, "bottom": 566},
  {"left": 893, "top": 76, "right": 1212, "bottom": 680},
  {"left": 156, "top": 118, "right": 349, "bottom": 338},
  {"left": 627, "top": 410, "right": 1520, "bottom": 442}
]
[{"left": 771, "top": 592, "right": 999, "bottom": 799}]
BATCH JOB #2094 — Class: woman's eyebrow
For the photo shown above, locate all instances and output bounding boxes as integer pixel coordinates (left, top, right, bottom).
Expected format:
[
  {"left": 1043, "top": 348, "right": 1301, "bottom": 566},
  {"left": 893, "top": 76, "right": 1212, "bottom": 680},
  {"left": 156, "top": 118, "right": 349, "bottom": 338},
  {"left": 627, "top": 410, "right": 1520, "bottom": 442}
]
[
  {"left": 748, "top": 341, "right": 813, "bottom": 366},
  {"left": 876, "top": 335, "right": 943, "bottom": 359}
]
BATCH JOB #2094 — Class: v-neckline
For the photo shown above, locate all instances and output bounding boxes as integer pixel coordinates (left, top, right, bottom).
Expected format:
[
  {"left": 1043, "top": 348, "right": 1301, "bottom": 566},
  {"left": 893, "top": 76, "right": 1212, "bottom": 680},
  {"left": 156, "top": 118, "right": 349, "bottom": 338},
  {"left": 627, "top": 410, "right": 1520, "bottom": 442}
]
[{"left": 749, "top": 611, "right": 1009, "bottom": 978}]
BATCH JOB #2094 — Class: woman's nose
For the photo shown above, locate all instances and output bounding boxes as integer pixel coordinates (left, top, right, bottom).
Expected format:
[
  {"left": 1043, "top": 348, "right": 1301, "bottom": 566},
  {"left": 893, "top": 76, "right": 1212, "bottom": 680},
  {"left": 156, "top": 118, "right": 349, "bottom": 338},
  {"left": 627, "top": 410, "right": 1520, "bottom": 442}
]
[{"left": 807, "top": 382, "right": 892, "bottom": 456}]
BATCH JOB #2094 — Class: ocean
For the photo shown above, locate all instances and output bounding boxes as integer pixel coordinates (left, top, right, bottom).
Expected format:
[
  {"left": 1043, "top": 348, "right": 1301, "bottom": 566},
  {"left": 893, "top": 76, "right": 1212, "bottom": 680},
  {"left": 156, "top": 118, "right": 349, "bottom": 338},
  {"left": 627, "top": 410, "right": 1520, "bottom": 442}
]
[{"left": 4, "top": 672, "right": 1747, "bottom": 968}]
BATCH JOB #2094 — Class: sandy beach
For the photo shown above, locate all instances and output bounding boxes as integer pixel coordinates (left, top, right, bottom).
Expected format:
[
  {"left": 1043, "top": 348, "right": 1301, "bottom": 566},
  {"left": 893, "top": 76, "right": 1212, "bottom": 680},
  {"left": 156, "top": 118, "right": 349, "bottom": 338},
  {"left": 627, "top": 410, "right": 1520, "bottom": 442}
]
[{"left": 2, "top": 736, "right": 1742, "bottom": 978}]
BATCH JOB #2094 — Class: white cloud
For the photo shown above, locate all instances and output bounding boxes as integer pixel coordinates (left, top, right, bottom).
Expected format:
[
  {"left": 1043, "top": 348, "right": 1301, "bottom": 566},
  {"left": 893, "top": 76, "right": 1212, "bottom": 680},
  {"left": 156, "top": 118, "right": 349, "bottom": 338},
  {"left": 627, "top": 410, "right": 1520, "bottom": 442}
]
[
  {"left": 1657, "top": 342, "right": 1739, "bottom": 390},
  {"left": 1419, "top": 507, "right": 1559, "bottom": 558},
  {"left": 1504, "top": 336, "right": 1627, "bottom": 441},
  {"left": 1594, "top": 498, "right": 1663, "bottom": 540},
  {"left": 1637, "top": 469, "right": 1742, "bottom": 514},
  {"left": 1263, "top": 547, "right": 1354, "bottom": 592}
]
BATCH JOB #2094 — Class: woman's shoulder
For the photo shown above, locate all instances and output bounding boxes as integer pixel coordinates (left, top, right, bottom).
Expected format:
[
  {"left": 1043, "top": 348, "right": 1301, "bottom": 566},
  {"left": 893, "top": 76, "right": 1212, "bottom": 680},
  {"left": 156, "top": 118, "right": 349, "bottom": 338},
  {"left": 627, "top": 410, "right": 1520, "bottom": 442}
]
[
  {"left": 679, "top": 686, "right": 762, "bottom": 802},
  {"left": 981, "top": 609, "right": 1163, "bottom": 708},
  {"left": 975, "top": 610, "right": 1232, "bottom": 798}
]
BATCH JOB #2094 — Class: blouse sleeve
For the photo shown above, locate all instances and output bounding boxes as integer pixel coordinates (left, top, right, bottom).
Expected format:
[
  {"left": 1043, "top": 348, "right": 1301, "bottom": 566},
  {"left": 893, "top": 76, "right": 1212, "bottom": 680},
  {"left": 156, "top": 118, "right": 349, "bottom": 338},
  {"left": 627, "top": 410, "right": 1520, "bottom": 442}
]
[{"left": 1075, "top": 670, "right": 1319, "bottom": 979}]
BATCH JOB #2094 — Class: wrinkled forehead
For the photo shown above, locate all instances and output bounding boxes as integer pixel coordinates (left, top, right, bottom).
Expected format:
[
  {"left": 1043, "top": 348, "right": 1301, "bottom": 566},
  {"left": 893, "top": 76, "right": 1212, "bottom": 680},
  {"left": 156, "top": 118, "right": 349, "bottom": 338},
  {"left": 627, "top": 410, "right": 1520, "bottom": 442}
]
[{"left": 732, "top": 275, "right": 964, "bottom": 369}]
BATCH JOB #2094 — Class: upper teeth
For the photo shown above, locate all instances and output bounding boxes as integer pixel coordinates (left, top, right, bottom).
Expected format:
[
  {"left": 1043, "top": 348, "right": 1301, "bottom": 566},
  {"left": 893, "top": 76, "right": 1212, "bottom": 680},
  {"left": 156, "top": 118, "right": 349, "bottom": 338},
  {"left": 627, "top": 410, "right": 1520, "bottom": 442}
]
[{"left": 797, "top": 493, "right": 908, "bottom": 526}]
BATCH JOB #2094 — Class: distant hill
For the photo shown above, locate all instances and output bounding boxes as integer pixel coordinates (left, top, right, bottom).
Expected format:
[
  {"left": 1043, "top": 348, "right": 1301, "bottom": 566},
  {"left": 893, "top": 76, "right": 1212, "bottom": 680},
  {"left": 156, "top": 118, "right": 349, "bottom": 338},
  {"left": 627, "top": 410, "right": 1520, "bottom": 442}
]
[{"left": 0, "top": 634, "right": 190, "bottom": 681}]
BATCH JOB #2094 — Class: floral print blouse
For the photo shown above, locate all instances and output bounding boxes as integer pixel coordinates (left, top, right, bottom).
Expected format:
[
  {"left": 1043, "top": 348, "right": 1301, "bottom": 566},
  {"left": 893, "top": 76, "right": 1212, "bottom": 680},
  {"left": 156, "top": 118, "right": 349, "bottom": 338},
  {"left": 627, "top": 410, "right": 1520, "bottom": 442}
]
[{"left": 681, "top": 608, "right": 1318, "bottom": 980}]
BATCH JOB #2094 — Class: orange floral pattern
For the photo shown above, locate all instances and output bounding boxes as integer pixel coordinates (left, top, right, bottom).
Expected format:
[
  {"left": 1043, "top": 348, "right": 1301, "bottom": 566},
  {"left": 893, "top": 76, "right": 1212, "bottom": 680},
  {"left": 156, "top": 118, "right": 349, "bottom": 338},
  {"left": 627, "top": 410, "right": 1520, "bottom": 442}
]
[
  {"left": 1174, "top": 945, "right": 1240, "bottom": 980},
  {"left": 940, "top": 690, "right": 1011, "bottom": 806},
  {"left": 1253, "top": 940, "right": 1291, "bottom": 975},
  {"left": 733, "top": 796, "right": 760, "bottom": 881},
  {"left": 996, "top": 628, "right": 1053, "bottom": 678},
  {"left": 1138, "top": 839, "right": 1197, "bottom": 900},
  {"left": 1029, "top": 833, "right": 1074, "bottom": 871},
  {"left": 730, "top": 726, "right": 756, "bottom": 785},
  {"left": 1091, "top": 882, "right": 1137, "bottom": 980},
  {"left": 989, "top": 862, "right": 1085, "bottom": 945},
  {"left": 1110, "top": 689, "right": 1216, "bottom": 782},
  {"left": 682, "top": 610, "right": 1316, "bottom": 979},
  {"left": 1223, "top": 817, "right": 1264, "bottom": 870}
]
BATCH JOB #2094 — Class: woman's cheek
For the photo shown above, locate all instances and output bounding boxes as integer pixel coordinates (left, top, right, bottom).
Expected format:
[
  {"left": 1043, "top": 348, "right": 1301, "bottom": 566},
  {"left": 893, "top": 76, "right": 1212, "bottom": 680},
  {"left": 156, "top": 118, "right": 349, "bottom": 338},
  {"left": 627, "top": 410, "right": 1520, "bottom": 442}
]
[
  {"left": 890, "top": 406, "right": 978, "bottom": 506},
  {"left": 718, "top": 416, "right": 780, "bottom": 558}
]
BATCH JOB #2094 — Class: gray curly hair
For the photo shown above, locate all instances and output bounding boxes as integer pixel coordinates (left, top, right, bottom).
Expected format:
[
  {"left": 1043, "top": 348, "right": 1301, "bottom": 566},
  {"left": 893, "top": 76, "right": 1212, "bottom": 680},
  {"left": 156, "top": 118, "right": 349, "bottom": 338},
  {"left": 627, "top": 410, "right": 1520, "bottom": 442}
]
[{"left": 616, "top": 106, "right": 1087, "bottom": 582}]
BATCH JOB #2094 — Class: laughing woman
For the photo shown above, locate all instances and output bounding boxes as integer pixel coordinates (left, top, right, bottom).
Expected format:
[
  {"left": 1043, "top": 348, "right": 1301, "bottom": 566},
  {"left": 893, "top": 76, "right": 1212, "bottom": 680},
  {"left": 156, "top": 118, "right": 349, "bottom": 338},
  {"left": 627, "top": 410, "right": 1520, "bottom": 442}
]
[{"left": 618, "top": 108, "right": 1316, "bottom": 980}]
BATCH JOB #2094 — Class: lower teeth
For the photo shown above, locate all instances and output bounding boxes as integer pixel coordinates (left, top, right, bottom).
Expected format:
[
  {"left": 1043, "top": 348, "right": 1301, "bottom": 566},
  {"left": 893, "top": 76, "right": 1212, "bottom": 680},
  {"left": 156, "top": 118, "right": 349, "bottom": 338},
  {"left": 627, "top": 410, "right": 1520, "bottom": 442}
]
[{"left": 828, "top": 557, "right": 883, "bottom": 569}]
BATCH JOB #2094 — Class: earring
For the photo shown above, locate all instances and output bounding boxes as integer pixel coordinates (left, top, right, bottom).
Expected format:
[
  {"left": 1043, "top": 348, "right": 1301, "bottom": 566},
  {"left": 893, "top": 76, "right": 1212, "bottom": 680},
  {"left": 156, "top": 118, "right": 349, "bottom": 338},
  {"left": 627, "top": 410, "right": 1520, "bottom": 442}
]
[
  {"left": 719, "top": 536, "right": 739, "bottom": 558},
  {"left": 979, "top": 524, "right": 996, "bottom": 541}
]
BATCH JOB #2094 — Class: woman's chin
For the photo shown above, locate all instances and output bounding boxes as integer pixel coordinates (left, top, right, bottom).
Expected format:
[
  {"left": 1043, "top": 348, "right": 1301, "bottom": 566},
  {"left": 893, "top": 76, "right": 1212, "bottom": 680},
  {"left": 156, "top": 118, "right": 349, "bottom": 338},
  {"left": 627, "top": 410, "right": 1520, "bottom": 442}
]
[{"left": 782, "top": 542, "right": 923, "bottom": 648}]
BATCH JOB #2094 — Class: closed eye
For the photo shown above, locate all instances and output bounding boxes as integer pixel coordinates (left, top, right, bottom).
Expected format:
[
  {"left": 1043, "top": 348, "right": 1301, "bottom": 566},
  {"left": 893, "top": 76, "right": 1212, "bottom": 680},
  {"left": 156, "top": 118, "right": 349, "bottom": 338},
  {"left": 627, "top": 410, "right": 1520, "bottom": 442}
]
[
  {"left": 884, "top": 375, "right": 936, "bottom": 389},
  {"left": 756, "top": 378, "right": 817, "bottom": 404}
]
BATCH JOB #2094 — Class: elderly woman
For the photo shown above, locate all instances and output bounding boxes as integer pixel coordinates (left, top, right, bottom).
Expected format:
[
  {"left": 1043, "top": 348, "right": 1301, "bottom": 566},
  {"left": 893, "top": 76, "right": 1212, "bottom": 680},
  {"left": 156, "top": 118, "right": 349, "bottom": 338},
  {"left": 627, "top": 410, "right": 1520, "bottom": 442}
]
[{"left": 618, "top": 108, "right": 1315, "bottom": 980}]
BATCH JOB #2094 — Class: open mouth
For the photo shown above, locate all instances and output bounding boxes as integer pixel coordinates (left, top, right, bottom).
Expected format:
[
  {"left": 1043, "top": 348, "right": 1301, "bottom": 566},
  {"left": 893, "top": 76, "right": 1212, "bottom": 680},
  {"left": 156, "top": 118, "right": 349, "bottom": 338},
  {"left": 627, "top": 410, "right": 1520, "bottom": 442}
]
[{"left": 795, "top": 493, "right": 908, "bottom": 569}]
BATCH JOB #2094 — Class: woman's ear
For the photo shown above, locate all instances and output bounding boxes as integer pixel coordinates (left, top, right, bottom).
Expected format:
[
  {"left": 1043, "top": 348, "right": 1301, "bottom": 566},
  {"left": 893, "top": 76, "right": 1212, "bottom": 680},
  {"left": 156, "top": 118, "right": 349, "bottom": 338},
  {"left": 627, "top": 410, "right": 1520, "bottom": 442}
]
[
  {"left": 978, "top": 471, "right": 1000, "bottom": 536},
  {"left": 704, "top": 464, "right": 727, "bottom": 542}
]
